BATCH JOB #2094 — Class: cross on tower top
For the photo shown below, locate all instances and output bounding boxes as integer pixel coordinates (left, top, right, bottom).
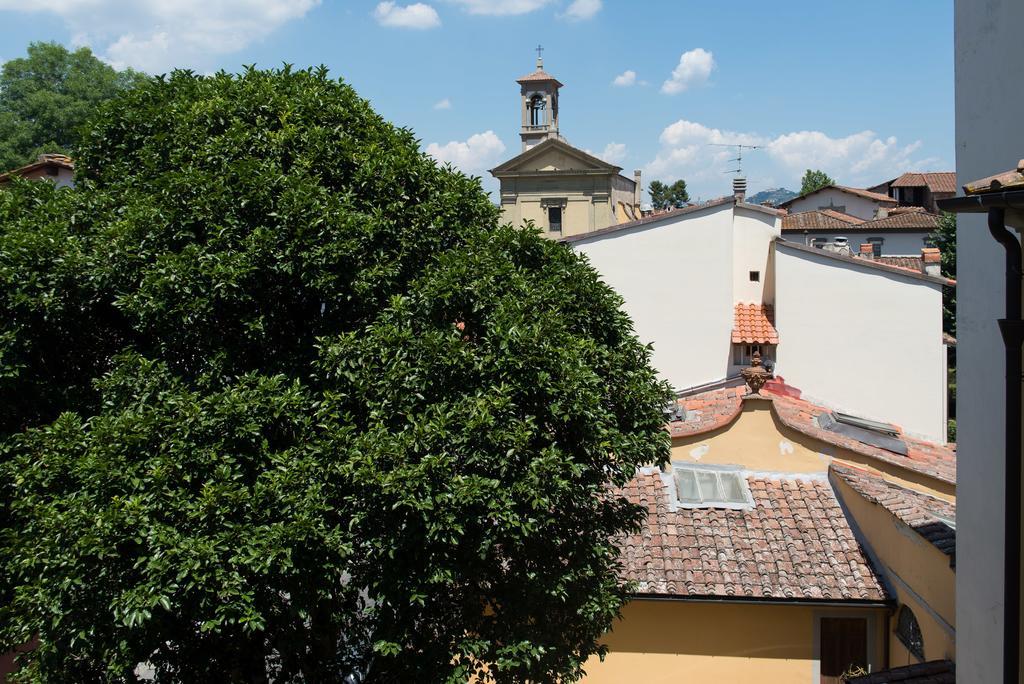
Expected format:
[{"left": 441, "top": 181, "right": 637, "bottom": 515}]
[{"left": 535, "top": 44, "right": 544, "bottom": 68}]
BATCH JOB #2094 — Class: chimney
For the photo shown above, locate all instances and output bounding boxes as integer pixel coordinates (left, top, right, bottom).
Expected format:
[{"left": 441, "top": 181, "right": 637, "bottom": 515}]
[
  {"left": 921, "top": 247, "right": 941, "bottom": 277},
  {"left": 733, "top": 177, "right": 747, "bottom": 202},
  {"left": 859, "top": 243, "right": 875, "bottom": 260},
  {"left": 634, "top": 169, "right": 642, "bottom": 209},
  {"left": 875, "top": 206, "right": 889, "bottom": 219}
]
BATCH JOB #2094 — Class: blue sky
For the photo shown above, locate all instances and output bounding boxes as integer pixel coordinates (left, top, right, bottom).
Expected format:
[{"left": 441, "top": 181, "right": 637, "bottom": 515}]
[{"left": 0, "top": 0, "right": 953, "bottom": 201}]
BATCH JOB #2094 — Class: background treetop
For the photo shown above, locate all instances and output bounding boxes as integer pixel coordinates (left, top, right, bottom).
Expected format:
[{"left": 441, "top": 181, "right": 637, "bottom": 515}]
[
  {"left": 799, "top": 169, "right": 836, "bottom": 196},
  {"left": 648, "top": 179, "right": 689, "bottom": 210},
  {"left": 0, "top": 66, "right": 670, "bottom": 682},
  {"left": 0, "top": 41, "right": 147, "bottom": 172}
]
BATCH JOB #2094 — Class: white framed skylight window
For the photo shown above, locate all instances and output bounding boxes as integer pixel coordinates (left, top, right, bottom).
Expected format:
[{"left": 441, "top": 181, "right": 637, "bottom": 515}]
[{"left": 671, "top": 464, "right": 754, "bottom": 509}]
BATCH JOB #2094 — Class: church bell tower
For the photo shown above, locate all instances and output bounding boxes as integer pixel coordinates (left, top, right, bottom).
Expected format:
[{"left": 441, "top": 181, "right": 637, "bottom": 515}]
[{"left": 517, "top": 46, "right": 563, "bottom": 151}]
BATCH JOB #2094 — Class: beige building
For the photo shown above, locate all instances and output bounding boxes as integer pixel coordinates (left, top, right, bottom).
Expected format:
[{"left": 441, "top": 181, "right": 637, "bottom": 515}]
[{"left": 489, "top": 57, "right": 640, "bottom": 238}]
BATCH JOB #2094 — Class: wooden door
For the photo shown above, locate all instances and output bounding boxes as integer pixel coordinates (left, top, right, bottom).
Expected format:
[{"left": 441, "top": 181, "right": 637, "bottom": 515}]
[{"left": 820, "top": 617, "right": 868, "bottom": 683}]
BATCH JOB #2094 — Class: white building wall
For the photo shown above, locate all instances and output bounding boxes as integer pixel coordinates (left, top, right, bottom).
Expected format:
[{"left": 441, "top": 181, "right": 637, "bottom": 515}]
[
  {"left": 786, "top": 230, "right": 931, "bottom": 257},
  {"left": 774, "top": 244, "right": 946, "bottom": 442},
  {"left": 954, "top": 1, "right": 1024, "bottom": 681},
  {"left": 732, "top": 206, "right": 781, "bottom": 304},
  {"left": 571, "top": 204, "right": 735, "bottom": 390},
  {"left": 784, "top": 188, "right": 888, "bottom": 220}
]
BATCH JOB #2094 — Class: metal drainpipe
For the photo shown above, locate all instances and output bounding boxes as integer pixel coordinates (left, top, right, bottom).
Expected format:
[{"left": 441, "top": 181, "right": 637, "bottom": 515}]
[{"left": 989, "top": 207, "right": 1023, "bottom": 684}]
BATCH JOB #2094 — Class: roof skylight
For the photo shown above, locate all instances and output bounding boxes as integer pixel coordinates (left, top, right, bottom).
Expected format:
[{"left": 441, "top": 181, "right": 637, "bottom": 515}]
[
  {"left": 817, "top": 411, "right": 908, "bottom": 456},
  {"left": 673, "top": 464, "right": 753, "bottom": 509}
]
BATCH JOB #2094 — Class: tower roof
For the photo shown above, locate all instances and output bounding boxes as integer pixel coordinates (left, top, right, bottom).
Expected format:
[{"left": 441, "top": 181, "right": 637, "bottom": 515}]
[{"left": 517, "top": 64, "right": 563, "bottom": 87}]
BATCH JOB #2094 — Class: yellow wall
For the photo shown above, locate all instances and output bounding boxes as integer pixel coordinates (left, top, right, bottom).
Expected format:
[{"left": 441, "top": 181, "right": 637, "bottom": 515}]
[
  {"left": 833, "top": 476, "right": 956, "bottom": 665},
  {"left": 670, "top": 398, "right": 955, "bottom": 502},
  {"left": 584, "top": 600, "right": 885, "bottom": 683}
]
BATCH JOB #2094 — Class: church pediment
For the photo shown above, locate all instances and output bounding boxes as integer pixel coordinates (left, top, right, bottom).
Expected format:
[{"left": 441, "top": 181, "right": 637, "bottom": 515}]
[{"left": 490, "top": 139, "right": 621, "bottom": 176}]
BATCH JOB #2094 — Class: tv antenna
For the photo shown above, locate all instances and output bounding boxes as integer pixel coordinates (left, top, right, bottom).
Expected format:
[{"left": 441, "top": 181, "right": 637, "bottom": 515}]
[{"left": 708, "top": 143, "right": 761, "bottom": 175}]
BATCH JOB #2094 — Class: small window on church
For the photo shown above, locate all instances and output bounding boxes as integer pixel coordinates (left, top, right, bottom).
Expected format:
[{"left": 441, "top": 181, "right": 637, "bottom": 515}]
[{"left": 548, "top": 207, "right": 562, "bottom": 233}]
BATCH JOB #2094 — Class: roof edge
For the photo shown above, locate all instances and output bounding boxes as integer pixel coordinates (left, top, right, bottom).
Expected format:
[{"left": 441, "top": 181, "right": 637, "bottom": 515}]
[
  {"left": 561, "top": 196, "right": 735, "bottom": 244},
  {"left": 775, "top": 238, "right": 954, "bottom": 287}
]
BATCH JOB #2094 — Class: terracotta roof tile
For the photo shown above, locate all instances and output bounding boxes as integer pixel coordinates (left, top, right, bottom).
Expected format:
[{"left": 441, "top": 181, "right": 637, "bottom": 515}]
[
  {"left": 516, "top": 69, "right": 563, "bottom": 85},
  {"left": 781, "top": 209, "right": 864, "bottom": 231},
  {"left": 857, "top": 209, "right": 942, "bottom": 231},
  {"left": 876, "top": 256, "right": 924, "bottom": 271},
  {"left": 780, "top": 185, "right": 897, "bottom": 208},
  {"left": 890, "top": 172, "right": 957, "bottom": 194},
  {"left": 617, "top": 469, "right": 888, "bottom": 602},
  {"left": 665, "top": 387, "right": 956, "bottom": 486},
  {"left": 667, "top": 386, "right": 746, "bottom": 439},
  {"left": 732, "top": 303, "right": 779, "bottom": 344},
  {"left": 832, "top": 463, "right": 956, "bottom": 562},
  {"left": 848, "top": 659, "right": 955, "bottom": 683}
]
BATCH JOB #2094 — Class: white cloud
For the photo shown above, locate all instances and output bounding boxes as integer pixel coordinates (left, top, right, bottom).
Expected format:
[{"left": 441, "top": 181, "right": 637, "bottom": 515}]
[
  {"left": 661, "top": 48, "right": 715, "bottom": 95},
  {"left": 0, "top": 0, "right": 321, "bottom": 72},
  {"left": 644, "top": 118, "right": 945, "bottom": 200},
  {"left": 373, "top": 1, "right": 441, "bottom": 29},
  {"left": 445, "top": 0, "right": 553, "bottom": 15},
  {"left": 612, "top": 69, "right": 636, "bottom": 87},
  {"left": 433, "top": 97, "right": 452, "bottom": 110},
  {"left": 585, "top": 142, "right": 626, "bottom": 165},
  {"left": 426, "top": 130, "right": 507, "bottom": 174},
  {"left": 562, "top": 0, "right": 600, "bottom": 21}
]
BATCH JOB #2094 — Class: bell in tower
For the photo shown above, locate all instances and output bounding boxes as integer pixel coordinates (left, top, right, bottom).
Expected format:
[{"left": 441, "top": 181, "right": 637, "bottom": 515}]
[{"left": 517, "top": 46, "right": 563, "bottom": 151}]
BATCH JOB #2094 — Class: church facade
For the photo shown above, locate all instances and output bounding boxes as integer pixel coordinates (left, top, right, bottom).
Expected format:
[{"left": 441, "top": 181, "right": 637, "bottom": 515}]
[{"left": 489, "top": 57, "right": 641, "bottom": 238}]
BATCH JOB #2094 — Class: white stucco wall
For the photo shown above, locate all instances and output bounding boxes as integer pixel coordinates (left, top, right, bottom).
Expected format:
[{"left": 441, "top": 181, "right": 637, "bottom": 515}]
[
  {"left": 954, "top": 1, "right": 1024, "bottom": 680},
  {"left": 774, "top": 243, "right": 946, "bottom": 442},
  {"left": 571, "top": 203, "right": 736, "bottom": 390},
  {"left": 732, "top": 206, "right": 781, "bottom": 304},
  {"left": 784, "top": 188, "right": 889, "bottom": 221},
  {"left": 786, "top": 230, "right": 932, "bottom": 257}
]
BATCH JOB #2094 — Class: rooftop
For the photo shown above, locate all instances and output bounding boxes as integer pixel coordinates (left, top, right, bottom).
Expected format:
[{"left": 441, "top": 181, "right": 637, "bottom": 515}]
[
  {"left": 732, "top": 303, "right": 779, "bottom": 344},
  {"left": 665, "top": 384, "right": 956, "bottom": 485},
  {"left": 0, "top": 153, "right": 74, "bottom": 184},
  {"left": 619, "top": 467, "right": 888, "bottom": 602},
  {"left": 776, "top": 239, "right": 954, "bottom": 287},
  {"left": 781, "top": 209, "right": 864, "bottom": 230},
  {"left": 832, "top": 463, "right": 956, "bottom": 563},
  {"left": 779, "top": 184, "right": 898, "bottom": 209},
  {"left": 890, "top": 172, "right": 957, "bottom": 194},
  {"left": 781, "top": 206, "right": 941, "bottom": 233}
]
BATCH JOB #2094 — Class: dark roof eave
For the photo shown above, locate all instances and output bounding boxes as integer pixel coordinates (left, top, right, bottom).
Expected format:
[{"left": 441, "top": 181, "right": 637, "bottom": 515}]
[
  {"left": 938, "top": 190, "right": 1024, "bottom": 213},
  {"left": 626, "top": 593, "right": 893, "bottom": 609}
]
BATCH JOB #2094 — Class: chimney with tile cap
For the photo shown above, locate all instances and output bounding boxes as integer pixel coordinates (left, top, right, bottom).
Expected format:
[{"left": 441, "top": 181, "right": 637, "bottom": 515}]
[
  {"left": 859, "top": 243, "right": 875, "bottom": 260},
  {"left": 921, "top": 247, "right": 941, "bottom": 277}
]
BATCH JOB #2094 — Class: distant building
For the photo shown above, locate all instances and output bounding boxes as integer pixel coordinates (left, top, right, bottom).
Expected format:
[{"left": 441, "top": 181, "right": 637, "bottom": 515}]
[
  {"left": 0, "top": 153, "right": 74, "bottom": 188},
  {"left": 870, "top": 172, "right": 956, "bottom": 214},
  {"left": 778, "top": 184, "right": 897, "bottom": 221},
  {"left": 489, "top": 57, "right": 640, "bottom": 238},
  {"left": 781, "top": 205, "right": 942, "bottom": 258},
  {"left": 565, "top": 182, "right": 952, "bottom": 442}
]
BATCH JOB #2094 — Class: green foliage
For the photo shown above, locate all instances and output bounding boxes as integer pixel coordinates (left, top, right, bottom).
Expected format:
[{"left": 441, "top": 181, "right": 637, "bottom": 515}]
[
  {"left": 648, "top": 179, "right": 689, "bottom": 210},
  {"left": 0, "top": 42, "right": 147, "bottom": 172},
  {"left": 931, "top": 211, "right": 957, "bottom": 336},
  {"left": 0, "top": 66, "right": 671, "bottom": 682},
  {"left": 799, "top": 169, "right": 835, "bottom": 196}
]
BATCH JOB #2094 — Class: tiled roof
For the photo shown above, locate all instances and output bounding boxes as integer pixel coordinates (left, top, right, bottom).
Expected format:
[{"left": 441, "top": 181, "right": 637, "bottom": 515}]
[
  {"left": 876, "top": 256, "right": 924, "bottom": 271},
  {"left": 618, "top": 468, "right": 888, "bottom": 601},
  {"left": 781, "top": 209, "right": 864, "bottom": 230},
  {"left": 776, "top": 239, "right": 954, "bottom": 287},
  {"left": 0, "top": 153, "right": 74, "bottom": 183},
  {"left": 832, "top": 464, "right": 956, "bottom": 562},
  {"left": 890, "top": 172, "right": 957, "bottom": 194},
  {"left": 857, "top": 209, "right": 942, "bottom": 231},
  {"left": 782, "top": 206, "right": 940, "bottom": 233},
  {"left": 770, "top": 393, "right": 956, "bottom": 485},
  {"left": 732, "top": 303, "right": 779, "bottom": 344},
  {"left": 665, "top": 387, "right": 956, "bottom": 486},
  {"left": 516, "top": 69, "right": 563, "bottom": 85},
  {"left": 848, "top": 660, "right": 954, "bottom": 683},
  {"left": 666, "top": 386, "right": 746, "bottom": 439},
  {"left": 779, "top": 185, "right": 897, "bottom": 208}
]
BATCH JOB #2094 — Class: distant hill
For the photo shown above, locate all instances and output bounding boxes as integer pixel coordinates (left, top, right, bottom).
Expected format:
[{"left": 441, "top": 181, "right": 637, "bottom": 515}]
[{"left": 746, "top": 188, "right": 797, "bottom": 206}]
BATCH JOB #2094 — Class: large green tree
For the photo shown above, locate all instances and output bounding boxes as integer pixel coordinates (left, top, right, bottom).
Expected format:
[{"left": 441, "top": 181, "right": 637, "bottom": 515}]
[
  {"left": 0, "top": 67, "right": 670, "bottom": 682},
  {"left": 648, "top": 179, "right": 689, "bottom": 210},
  {"left": 0, "top": 42, "right": 147, "bottom": 172},
  {"left": 799, "top": 168, "right": 835, "bottom": 195}
]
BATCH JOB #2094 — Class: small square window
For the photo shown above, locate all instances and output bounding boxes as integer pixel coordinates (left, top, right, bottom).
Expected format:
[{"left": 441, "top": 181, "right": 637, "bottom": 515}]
[{"left": 749, "top": 270, "right": 760, "bottom": 282}]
